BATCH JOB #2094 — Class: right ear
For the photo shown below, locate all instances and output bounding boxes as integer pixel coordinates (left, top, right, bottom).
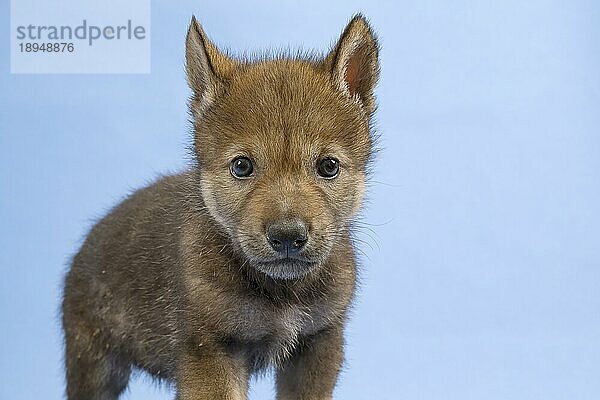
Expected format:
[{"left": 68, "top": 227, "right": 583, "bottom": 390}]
[{"left": 186, "top": 16, "right": 236, "bottom": 112}]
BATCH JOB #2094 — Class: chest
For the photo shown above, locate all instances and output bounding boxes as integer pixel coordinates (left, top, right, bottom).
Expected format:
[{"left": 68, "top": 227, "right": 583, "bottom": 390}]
[
  {"left": 219, "top": 297, "right": 338, "bottom": 369},
  {"left": 226, "top": 298, "right": 334, "bottom": 341}
]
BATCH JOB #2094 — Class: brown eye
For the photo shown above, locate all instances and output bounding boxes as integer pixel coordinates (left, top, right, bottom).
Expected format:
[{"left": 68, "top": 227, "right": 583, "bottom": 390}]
[
  {"left": 317, "top": 158, "right": 340, "bottom": 179},
  {"left": 231, "top": 156, "right": 254, "bottom": 178}
]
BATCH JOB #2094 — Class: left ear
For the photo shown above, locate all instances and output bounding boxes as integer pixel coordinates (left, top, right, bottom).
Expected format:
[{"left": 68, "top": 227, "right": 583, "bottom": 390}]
[
  {"left": 323, "top": 14, "right": 380, "bottom": 115},
  {"left": 186, "top": 16, "right": 236, "bottom": 114}
]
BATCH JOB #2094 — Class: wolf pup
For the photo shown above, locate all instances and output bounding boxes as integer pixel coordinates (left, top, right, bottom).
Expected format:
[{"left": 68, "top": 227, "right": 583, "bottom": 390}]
[{"left": 62, "top": 14, "right": 379, "bottom": 400}]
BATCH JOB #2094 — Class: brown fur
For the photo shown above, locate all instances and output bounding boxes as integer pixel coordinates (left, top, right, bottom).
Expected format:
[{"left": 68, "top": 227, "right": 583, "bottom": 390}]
[{"left": 62, "top": 14, "right": 379, "bottom": 400}]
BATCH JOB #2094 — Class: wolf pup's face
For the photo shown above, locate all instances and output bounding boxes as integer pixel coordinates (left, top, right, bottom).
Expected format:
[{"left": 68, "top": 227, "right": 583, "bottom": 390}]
[{"left": 186, "top": 16, "right": 379, "bottom": 279}]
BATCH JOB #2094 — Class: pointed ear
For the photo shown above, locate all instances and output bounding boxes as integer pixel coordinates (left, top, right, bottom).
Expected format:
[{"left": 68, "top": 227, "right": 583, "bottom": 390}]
[
  {"left": 323, "top": 15, "right": 380, "bottom": 115},
  {"left": 186, "top": 16, "right": 236, "bottom": 111}
]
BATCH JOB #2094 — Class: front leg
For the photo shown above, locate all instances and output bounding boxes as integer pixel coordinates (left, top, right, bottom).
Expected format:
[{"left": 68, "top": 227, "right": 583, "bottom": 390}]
[
  {"left": 176, "top": 345, "right": 248, "bottom": 400},
  {"left": 276, "top": 327, "right": 344, "bottom": 400}
]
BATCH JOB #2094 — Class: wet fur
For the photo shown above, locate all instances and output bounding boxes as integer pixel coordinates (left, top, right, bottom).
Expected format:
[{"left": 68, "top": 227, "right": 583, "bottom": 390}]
[{"left": 62, "top": 14, "right": 379, "bottom": 400}]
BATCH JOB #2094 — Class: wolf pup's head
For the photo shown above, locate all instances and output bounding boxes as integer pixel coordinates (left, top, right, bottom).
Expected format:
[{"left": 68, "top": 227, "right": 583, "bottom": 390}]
[{"left": 186, "top": 15, "right": 379, "bottom": 280}]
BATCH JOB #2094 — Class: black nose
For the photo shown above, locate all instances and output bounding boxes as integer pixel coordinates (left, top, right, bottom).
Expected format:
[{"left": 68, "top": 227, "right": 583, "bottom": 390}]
[{"left": 266, "top": 219, "right": 308, "bottom": 256}]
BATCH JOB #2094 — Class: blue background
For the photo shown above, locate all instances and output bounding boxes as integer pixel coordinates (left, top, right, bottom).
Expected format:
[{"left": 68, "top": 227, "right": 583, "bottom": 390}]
[{"left": 1, "top": 1, "right": 599, "bottom": 399}]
